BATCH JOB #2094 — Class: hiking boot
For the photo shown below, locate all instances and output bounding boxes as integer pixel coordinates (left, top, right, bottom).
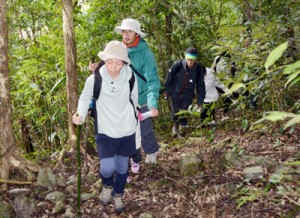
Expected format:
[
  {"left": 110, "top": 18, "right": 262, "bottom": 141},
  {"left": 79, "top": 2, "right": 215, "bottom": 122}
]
[
  {"left": 113, "top": 194, "right": 125, "bottom": 213},
  {"left": 130, "top": 159, "right": 140, "bottom": 174},
  {"left": 171, "top": 123, "right": 179, "bottom": 137},
  {"left": 145, "top": 151, "right": 158, "bottom": 164},
  {"left": 99, "top": 185, "right": 112, "bottom": 205}
]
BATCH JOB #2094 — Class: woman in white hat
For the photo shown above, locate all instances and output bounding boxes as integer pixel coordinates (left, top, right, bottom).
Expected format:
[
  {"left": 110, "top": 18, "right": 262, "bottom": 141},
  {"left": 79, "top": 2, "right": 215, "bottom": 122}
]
[
  {"left": 73, "top": 40, "right": 138, "bottom": 213},
  {"left": 115, "top": 18, "right": 161, "bottom": 167}
]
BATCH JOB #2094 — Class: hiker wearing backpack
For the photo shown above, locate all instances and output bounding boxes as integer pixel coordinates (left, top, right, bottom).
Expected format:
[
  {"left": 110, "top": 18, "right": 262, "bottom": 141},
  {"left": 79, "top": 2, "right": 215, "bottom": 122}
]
[
  {"left": 114, "top": 18, "right": 161, "bottom": 166},
  {"left": 200, "top": 67, "right": 229, "bottom": 124},
  {"left": 164, "top": 47, "right": 206, "bottom": 137},
  {"left": 211, "top": 53, "right": 237, "bottom": 115},
  {"left": 73, "top": 41, "right": 138, "bottom": 213}
]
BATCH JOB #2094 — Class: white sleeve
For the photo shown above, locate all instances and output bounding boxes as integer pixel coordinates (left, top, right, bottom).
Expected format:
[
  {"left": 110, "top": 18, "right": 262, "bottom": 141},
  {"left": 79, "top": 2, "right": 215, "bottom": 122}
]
[{"left": 77, "top": 75, "right": 94, "bottom": 121}]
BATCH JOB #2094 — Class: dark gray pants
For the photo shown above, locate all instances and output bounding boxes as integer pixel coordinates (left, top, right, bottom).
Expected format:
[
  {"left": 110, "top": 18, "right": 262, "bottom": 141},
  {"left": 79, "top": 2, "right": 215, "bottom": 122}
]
[{"left": 171, "top": 97, "right": 193, "bottom": 126}]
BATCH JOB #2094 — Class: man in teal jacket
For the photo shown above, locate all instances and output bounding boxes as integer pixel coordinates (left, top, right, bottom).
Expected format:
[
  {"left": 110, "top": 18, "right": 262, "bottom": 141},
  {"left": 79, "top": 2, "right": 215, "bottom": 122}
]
[{"left": 115, "top": 18, "right": 160, "bottom": 166}]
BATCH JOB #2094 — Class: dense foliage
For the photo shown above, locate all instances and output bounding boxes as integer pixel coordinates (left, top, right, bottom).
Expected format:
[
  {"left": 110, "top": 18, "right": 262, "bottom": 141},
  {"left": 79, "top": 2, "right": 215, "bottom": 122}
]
[{"left": 6, "top": 0, "right": 300, "bottom": 155}]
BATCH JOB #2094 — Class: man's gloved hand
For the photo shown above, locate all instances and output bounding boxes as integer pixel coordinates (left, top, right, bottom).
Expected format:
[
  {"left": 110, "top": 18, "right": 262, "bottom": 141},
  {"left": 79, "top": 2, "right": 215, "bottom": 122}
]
[
  {"left": 164, "top": 93, "right": 168, "bottom": 100},
  {"left": 88, "top": 62, "right": 98, "bottom": 72},
  {"left": 195, "top": 104, "right": 202, "bottom": 113},
  {"left": 188, "top": 104, "right": 202, "bottom": 113}
]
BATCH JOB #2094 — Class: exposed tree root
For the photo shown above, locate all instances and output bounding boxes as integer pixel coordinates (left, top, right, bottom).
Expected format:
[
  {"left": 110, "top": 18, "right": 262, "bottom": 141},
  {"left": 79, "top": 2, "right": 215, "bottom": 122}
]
[
  {"left": 53, "top": 145, "right": 92, "bottom": 171},
  {"left": 0, "top": 148, "right": 40, "bottom": 190}
]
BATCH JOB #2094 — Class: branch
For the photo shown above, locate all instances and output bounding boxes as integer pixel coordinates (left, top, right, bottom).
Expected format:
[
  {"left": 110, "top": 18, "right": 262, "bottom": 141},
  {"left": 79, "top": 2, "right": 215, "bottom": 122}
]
[{"left": 0, "top": 179, "right": 33, "bottom": 185}]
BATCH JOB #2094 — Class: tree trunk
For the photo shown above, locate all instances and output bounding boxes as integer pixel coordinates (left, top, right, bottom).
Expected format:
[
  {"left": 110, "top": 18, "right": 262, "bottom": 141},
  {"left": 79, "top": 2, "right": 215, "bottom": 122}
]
[
  {"left": 0, "top": 0, "right": 40, "bottom": 190},
  {"left": 62, "top": 0, "right": 78, "bottom": 149}
]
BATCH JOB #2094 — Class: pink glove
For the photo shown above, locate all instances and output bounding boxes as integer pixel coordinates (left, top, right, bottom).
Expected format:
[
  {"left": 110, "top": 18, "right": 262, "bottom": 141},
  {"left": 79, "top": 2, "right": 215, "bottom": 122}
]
[
  {"left": 138, "top": 111, "right": 152, "bottom": 121},
  {"left": 138, "top": 111, "right": 143, "bottom": 121}
]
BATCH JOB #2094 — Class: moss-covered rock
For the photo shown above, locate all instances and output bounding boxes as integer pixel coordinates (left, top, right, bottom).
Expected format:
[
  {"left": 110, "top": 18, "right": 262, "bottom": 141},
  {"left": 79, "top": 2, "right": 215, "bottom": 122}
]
[{"left": 0, "top": 200, "right": 15, "bottom": 218}]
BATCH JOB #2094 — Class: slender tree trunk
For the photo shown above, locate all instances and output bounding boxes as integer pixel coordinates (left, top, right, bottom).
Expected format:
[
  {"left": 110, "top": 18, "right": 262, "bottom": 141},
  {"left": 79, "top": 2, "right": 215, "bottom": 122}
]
[
  {"left": 0, "top": 0, "right": 40, "bottom": 190},
  {"left": 165, "top": 11, "right": 173, "bottom": 69},
  {"left": 62, "top": 0, "right": 78, "bottom": 149},
  {"left": 0, "top": 0, "right": 12, "bottom": 189}
]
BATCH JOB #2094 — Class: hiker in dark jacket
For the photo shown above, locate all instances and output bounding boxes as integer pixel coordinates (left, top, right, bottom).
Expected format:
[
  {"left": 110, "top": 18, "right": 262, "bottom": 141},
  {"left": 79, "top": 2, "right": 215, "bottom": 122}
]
[{"left": 164, "top": 47, "right": 206, "bottom": 137}]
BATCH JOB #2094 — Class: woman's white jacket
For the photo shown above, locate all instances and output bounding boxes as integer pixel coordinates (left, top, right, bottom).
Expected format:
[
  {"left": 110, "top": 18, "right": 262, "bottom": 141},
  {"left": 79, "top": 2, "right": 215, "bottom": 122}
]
[
  {"left": 76, "top": 65, "right": 138, "bottom": 138},
  {"left": 204, "top": 68, "right": 228, "bottom": 103}
]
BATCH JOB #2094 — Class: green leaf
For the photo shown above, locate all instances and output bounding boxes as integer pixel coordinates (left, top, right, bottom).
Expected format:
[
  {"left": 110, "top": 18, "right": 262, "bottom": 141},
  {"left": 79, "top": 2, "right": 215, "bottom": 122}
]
[
  {"left": 283, "top": 161, "right": 300, "bottom": 166},
  {"left": 283, "top": 61, "right": 300, "bottom": 74},
  {"left": 262, "top": 111, "right": 295, "bottom": 122},
  {"left": 242, "top": 119, "right": 248, "bottom": 131},
  {"left": 250, "top": 111, "right": 296, "bottom": 130},
  {"left": 50, "top": 76, "right": 66, "bottom": 94},
  {"left": 249, "top": 123, "right": 266, "bottom": 131},
  {"left": 264, "top": 42, "right": 288, "bottom": 70},
  {"left": 284, "top": 115, "right": 300, "bottom": 129},
  {"left": 285, "top": 69, "right": 300, "bottom": 88},
  {"left": 223, "top": 83, "right": 245, "bottom": 95}
]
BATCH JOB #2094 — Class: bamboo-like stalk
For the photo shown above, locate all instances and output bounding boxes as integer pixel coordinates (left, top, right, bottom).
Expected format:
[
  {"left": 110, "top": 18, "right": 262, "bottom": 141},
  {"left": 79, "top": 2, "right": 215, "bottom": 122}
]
[{"left": 76, "top": 125, "right": 81, "bottom": 217}]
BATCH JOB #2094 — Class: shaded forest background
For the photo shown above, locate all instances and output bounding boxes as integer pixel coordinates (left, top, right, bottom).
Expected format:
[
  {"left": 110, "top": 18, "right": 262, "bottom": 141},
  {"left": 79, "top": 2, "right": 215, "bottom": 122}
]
[
  {"left": 6, "top": 0, "right": 300, "bottom": 152},
  {"left": 1, "top": 0, "right": 300, "bottom": 217}
]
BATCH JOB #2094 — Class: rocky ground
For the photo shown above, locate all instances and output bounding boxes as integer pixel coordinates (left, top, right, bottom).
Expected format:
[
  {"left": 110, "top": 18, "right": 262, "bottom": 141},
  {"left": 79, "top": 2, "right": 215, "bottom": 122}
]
[{"left": 1, "top": 112, "right": 300, "bottom": 218}]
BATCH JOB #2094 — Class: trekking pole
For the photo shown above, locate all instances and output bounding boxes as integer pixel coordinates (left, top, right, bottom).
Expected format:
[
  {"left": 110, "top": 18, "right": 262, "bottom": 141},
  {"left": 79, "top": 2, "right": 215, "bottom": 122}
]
[{"left": 76, "top": 124, "right": 81, "bottom": 217}]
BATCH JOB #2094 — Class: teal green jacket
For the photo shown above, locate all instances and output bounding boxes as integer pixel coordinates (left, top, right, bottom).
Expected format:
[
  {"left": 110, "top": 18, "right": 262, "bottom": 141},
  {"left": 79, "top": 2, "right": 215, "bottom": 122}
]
[{"left": 128, "top": 38, "right": 160, "bottom": 109}]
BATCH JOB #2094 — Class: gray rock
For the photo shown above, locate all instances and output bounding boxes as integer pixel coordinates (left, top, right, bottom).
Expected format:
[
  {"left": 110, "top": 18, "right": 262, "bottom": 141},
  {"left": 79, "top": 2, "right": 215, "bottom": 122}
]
[
  {"left": 37, "top": 201, "right": 48, "bottom": 208},
  {"left": 46, "top": 191, "right": 66, "bottom": 203},
  {"left": 56, "top": 177, "right": 67, "bottom": 187},
  {"left": 87, "top": 172, "right": 98, "bottom": 184},
  {"left": 52, "top": 201, "right": 65, "bottom": 214},
  {"left": 66, "top": 175, "right": 77, "bottom": 186},
  {"left": 272, "top": 165, "right": 300, "bottom": 182},
  {"left": 186, "top": 137, "right": 206, "bottom": 145},
  {"left": 14, "top": 195, "right": 36, "bottom": 218},
  {"left": 92, "top": 179, "right": 102, "bottom": 190},
  {"left": 243, "top": 166, "right": 264, "bottom": 179},
  {"left": 139, "top": 213, "right": 156, "bottom": 218},
  {"left": 80, "top": 193, "right": 92, "bottom": 201},
  {"left": 8, "top": 188, "right": 30, "bottom": 197},
  {"left": 65, "top": 185, "right": 74, "bottom": 194},
  {"left": 62, "top": 208, "right": 76, "bottom": 218},
  {"left": 90, "top": 190, "right": 98, "bottom": 199},
  {"left": 180, "top": 153, "right": 203, "bottom": 176},
  {"left": 36, "top": 168, "right": 57, "bottom": 190}
]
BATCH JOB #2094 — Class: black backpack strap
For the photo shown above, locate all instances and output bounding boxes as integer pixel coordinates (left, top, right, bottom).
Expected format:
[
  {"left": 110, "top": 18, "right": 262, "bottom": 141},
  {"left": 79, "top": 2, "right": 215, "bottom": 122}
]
[
  {"left": 129, "top": 64, "right": 147, "bottom": 83},
  {"left": 214, "top": 56, "right": 222, "bottom": 72},
  {"left": 93, "top": 71, "right": 102, "bottom": 100},
  {"left": 93, "top": 71, "right": 102, "bottom": 133},
  {"left": 128, "top": 71, "right": 138, "bottom": 123}
]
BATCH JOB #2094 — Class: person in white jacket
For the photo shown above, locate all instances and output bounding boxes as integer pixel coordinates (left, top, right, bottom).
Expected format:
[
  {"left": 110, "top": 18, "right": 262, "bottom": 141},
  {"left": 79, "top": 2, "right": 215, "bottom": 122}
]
[
  {"left": 72, "top": 41, "right": 138, "bottom": 213},
  {"left": 201, "top": 67, "right": 228, "bottom": 122}
]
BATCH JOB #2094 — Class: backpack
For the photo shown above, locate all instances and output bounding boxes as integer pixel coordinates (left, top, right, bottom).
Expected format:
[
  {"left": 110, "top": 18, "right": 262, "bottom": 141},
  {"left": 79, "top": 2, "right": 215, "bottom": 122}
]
[{"left": 88, "top": 69, "right": 136, "bottom": 132}]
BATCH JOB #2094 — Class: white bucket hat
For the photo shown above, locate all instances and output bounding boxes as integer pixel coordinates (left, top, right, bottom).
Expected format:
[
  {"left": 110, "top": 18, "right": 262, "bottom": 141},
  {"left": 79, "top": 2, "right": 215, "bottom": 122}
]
[
  {"left": 115, "top": 18, "right": 146, "bottom": 37},
  {"left": 98, "top": 41, "right": 131, "bottom": 64}
]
